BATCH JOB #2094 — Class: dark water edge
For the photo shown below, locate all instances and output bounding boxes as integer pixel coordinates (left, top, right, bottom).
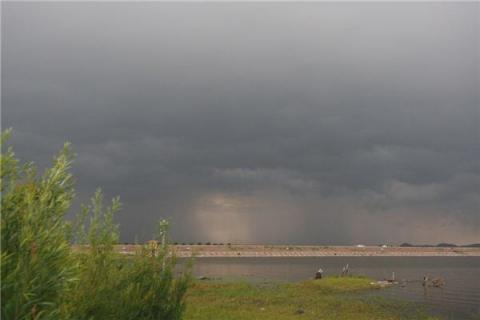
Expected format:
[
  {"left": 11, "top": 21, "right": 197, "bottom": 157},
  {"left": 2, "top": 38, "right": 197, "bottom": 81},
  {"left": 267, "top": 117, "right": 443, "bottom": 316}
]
[{"left": 178, "top": 256, "right": 480, "bottom": 320}]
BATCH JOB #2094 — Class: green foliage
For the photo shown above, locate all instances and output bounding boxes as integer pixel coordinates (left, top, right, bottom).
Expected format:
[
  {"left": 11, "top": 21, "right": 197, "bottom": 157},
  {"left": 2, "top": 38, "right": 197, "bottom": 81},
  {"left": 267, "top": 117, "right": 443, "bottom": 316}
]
[
  {"left": 65, "top": 189, "right": 123, "bottom": 319},
  {"left": 1, "top": 130, "right": 76, "bottom": 319},
  {"left": 1, "top": 130, "right": 191, "bottom": 320},
  {"left": 67, "top": 195, "right": 191, "bottom": 320},
  {"left": 115, "top": 243, "right": 191, "bottom": 320}
]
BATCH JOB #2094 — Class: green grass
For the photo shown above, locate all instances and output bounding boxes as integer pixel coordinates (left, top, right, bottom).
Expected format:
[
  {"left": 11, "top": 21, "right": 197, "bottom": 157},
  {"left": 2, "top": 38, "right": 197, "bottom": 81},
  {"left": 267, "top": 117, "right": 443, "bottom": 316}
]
[{"left": 184, "top": 276, "right": 438, "bottom": 320}]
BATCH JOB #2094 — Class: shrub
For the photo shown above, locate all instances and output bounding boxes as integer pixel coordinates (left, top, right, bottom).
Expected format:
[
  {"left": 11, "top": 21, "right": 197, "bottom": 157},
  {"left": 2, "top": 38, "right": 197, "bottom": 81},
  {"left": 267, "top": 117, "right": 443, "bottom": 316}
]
[
  {"left": 116, "top": 238, "right": 191, "bottom": 320},
  {"left": 65, "top": 189, "right": 123, "bottom": 319},
  {"left": 1, "top": 130, "right": 191, "bottom": 319},
  {"left": 1, "top": 130, "right": 77, "bottom": 319},
  {"left": 67, "top": 193, "right": 191, "bottom": 320}
]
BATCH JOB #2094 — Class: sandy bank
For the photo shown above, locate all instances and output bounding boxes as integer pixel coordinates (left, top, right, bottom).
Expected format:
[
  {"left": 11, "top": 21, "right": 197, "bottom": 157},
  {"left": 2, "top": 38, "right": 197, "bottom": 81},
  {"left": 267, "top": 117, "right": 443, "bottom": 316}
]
[{"left": 115, "top": 244, "right": 480, "bottom": 257}]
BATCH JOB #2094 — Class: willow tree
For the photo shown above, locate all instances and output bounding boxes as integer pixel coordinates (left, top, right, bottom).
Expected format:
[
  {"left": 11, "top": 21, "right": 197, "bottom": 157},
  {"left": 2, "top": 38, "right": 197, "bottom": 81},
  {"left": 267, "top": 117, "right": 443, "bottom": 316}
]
[{"left": 1, "top": 129, "right": 77, "bottom": 319}]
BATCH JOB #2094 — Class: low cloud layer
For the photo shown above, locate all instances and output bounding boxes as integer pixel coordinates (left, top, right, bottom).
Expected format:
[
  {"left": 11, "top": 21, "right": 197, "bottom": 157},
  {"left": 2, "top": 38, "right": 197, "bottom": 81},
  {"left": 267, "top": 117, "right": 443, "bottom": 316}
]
[{"left": 2, "top": 2, "right": 479, "bottom": 244}]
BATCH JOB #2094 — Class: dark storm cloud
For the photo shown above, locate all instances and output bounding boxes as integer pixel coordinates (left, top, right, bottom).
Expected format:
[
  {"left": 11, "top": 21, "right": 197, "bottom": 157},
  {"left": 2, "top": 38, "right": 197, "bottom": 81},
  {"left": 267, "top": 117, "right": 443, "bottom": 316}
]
[{"left": 2, "top": 2, "right": 479, "bottom": 244}]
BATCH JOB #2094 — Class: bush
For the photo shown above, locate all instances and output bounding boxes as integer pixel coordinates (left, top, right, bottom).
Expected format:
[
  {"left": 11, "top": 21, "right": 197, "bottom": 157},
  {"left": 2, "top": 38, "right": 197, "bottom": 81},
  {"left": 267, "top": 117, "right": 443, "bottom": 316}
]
[
  {"left": 67, "top": 194, "right": 191, "bottom": 320},
  {"left": 1, "top": 130, "right": 76, "bottom": 319},
  {"left": 1, "top": 130, "right": 191, "bottom": 319}
]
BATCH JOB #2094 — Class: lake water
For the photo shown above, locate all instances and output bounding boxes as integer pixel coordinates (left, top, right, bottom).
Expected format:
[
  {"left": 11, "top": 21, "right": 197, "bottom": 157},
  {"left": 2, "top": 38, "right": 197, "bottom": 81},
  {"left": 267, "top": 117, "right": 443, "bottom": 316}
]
[{"left": 184, "top": 256, "right": 480, "bottom": 319}]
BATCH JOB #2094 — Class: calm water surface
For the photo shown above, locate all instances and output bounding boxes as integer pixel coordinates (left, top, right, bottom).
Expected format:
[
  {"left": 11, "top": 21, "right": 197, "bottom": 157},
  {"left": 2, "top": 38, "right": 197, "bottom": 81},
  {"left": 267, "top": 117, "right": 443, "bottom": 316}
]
[{"left": 183, "top": 256, "right": 480, "bottom": 319}]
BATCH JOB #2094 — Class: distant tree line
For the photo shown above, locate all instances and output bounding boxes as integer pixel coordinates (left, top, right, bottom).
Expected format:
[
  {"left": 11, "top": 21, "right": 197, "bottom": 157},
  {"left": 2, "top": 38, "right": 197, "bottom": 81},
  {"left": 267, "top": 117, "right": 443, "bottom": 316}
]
[{"left": 399, "top": 242, "right": 480, "bottom": 248}]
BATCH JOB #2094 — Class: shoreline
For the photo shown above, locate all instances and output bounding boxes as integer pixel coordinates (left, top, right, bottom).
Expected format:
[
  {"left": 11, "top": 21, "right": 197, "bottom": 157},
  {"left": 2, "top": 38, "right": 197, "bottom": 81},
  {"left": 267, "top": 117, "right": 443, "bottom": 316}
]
[
  {"left": 185, "top": 277, "right": 437, "bottom": 320},
  {"left": 115, "top": 244, "right": 480, "bottom": 257},
  {"left": 184, "top": 276, "right": 436, "bottom": 320}
]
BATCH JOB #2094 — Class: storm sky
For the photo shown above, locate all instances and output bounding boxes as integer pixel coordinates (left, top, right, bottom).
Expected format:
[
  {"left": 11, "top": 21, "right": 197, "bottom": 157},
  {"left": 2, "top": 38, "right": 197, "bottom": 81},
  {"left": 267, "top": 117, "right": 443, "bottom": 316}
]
[{"left": 2, "top": 2, "right": 479, "bottom": 244}]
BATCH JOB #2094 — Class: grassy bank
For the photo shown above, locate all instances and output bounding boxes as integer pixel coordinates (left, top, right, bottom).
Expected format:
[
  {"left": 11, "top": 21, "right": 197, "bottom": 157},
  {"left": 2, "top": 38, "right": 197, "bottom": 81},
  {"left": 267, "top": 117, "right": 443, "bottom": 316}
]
[{"left": 184, "top": 276, "right": 437, "bottom": 320}]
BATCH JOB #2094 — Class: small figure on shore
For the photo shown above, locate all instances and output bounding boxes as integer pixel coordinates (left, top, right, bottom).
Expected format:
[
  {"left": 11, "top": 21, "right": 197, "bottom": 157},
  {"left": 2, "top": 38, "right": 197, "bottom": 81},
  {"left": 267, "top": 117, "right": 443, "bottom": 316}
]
[
  {"left": 341, "top": 264, "right": 349, "bottom": 277},
  {"left": 422, "top": 275, "right": 428, "bottom": 287},
  {"left": 315, "top": 268, "right": 324, "bottom": 279},
  {"left": 388, "top": 272, "right": 396, "bottom": 283}
]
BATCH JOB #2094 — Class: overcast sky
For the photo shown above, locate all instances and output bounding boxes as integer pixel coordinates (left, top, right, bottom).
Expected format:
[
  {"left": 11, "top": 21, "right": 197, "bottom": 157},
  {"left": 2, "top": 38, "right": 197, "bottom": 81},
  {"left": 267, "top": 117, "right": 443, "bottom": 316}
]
[{"left": 2, "top": 2, "right": 479, "bottom": 244}]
